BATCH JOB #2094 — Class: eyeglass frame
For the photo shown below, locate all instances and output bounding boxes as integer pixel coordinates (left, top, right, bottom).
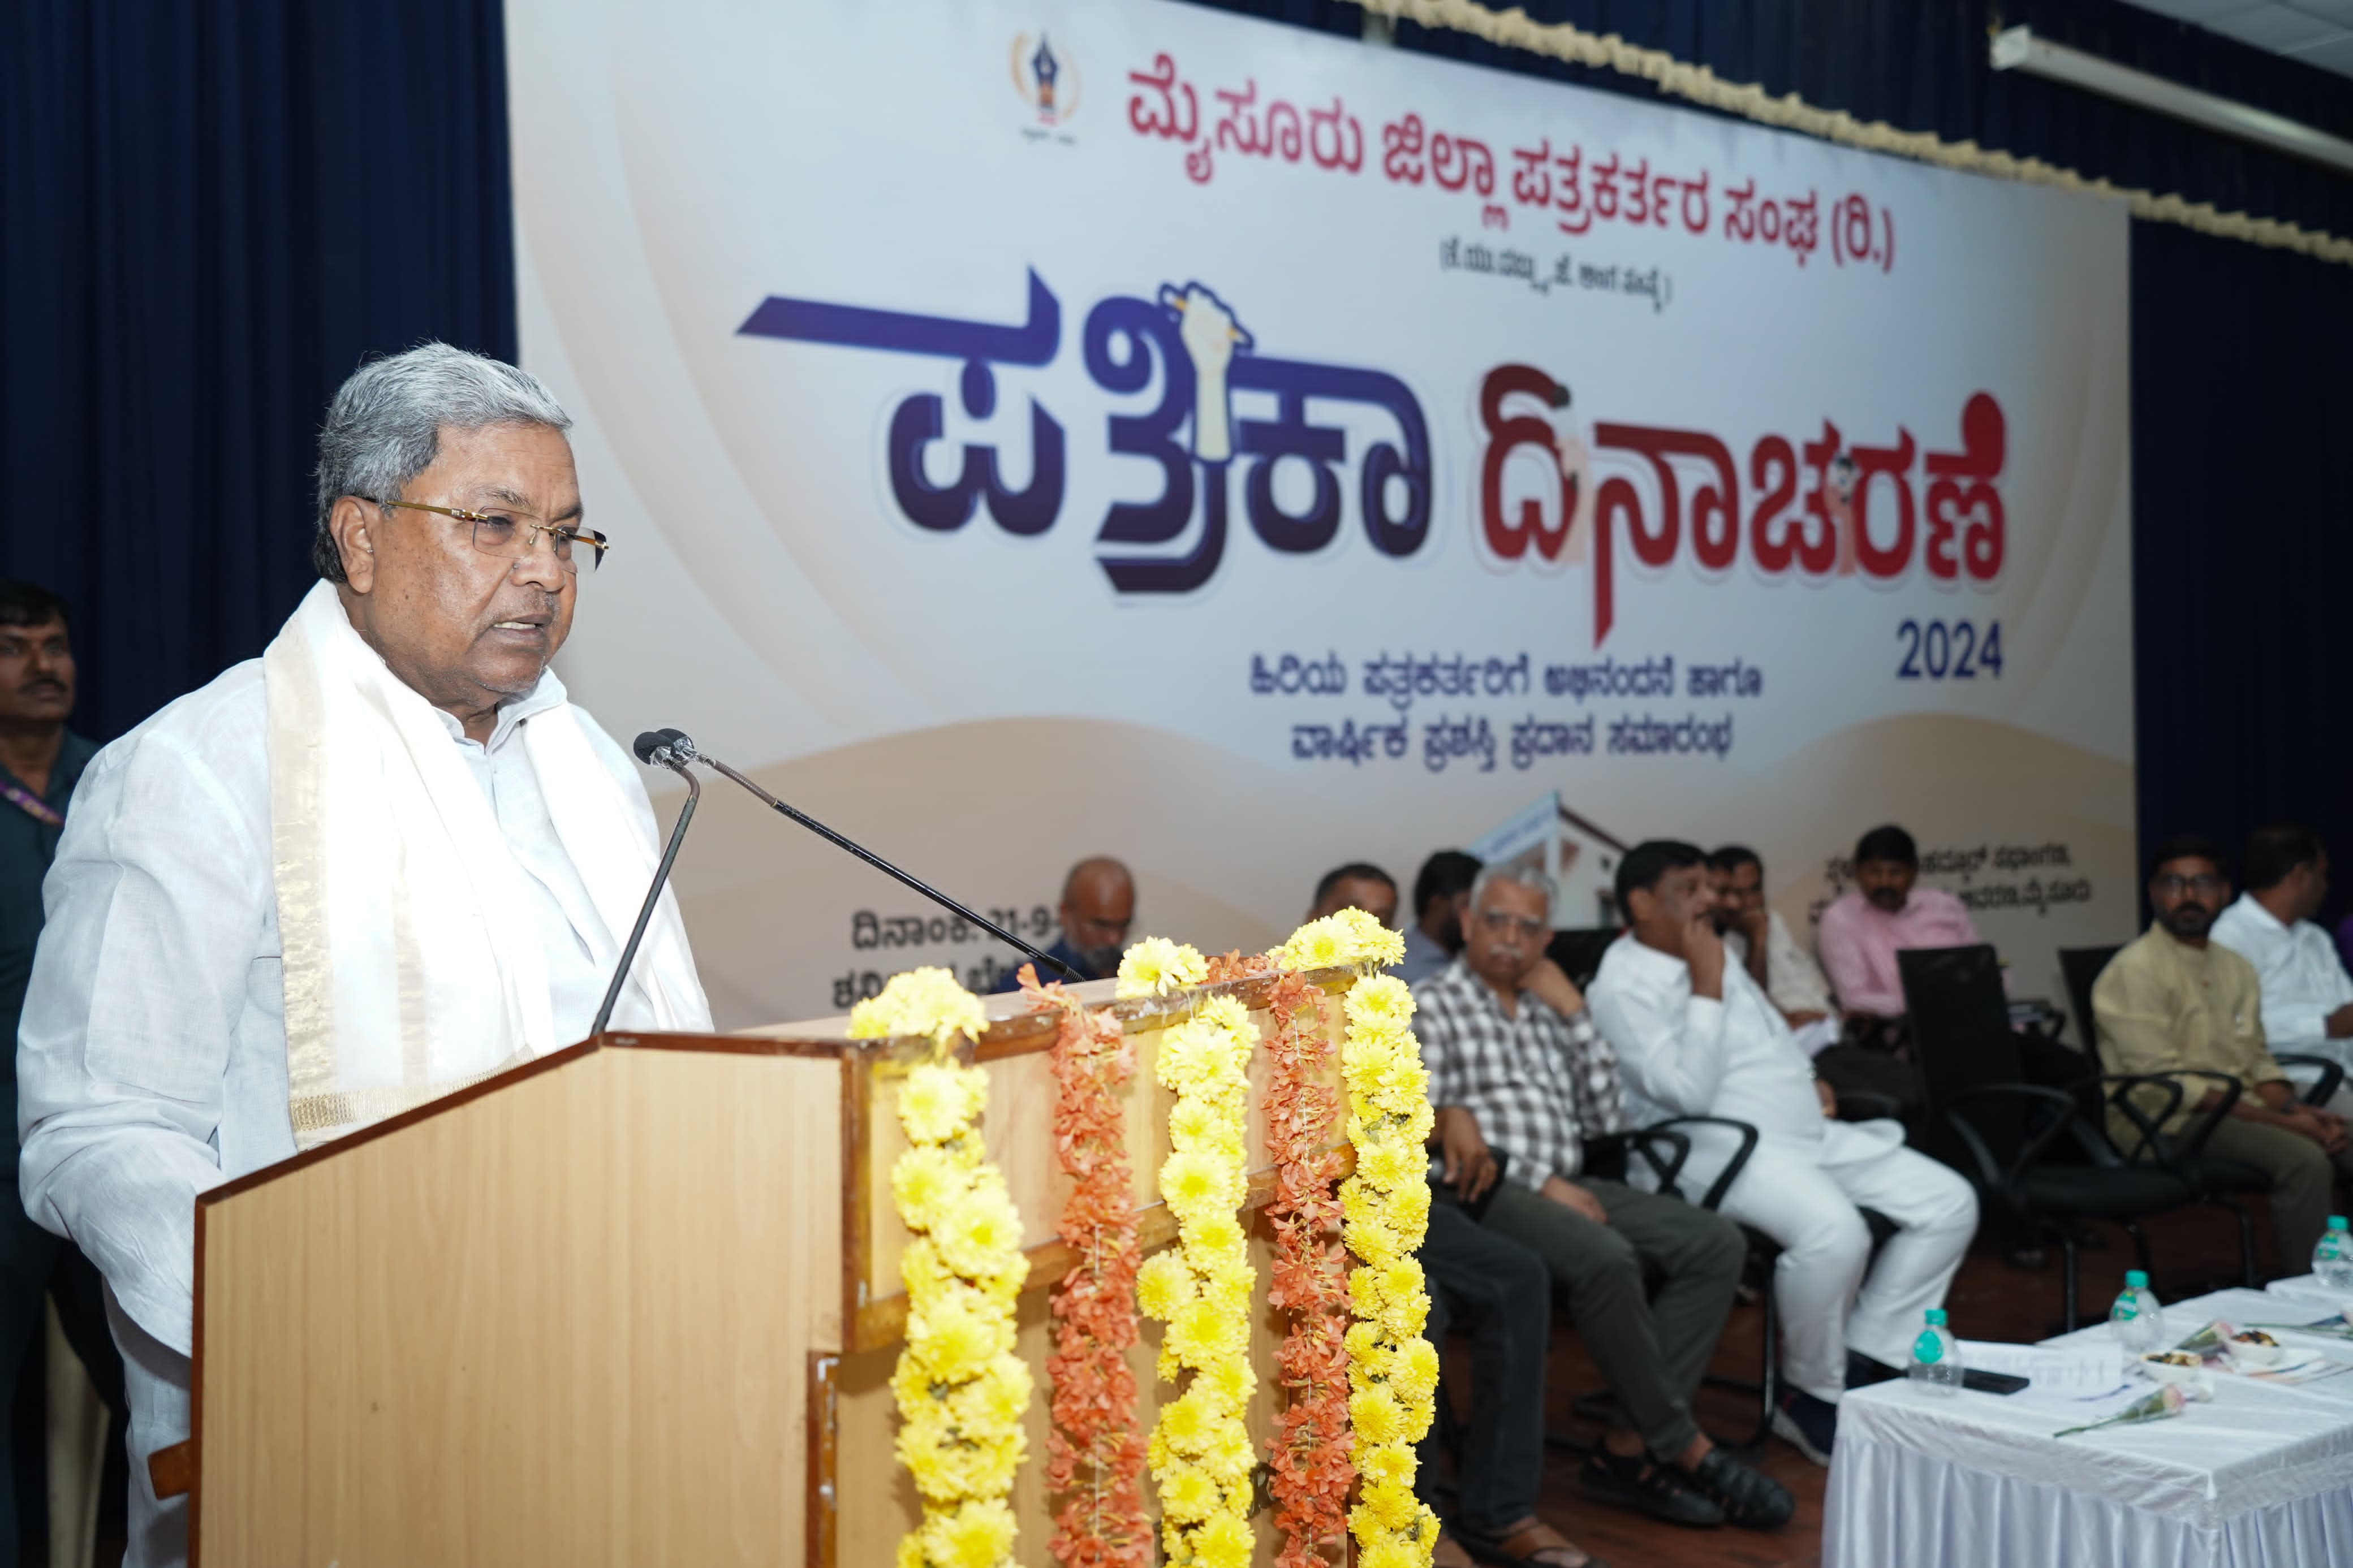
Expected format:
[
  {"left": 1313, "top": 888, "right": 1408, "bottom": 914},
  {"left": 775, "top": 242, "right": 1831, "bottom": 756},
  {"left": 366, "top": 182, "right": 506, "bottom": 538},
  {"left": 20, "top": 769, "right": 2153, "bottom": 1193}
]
[
  {"left": 1474, "top": 909, "right": 1550, "bottom": 939},
  {"left": 371, "top": 498, "right": 610, "bottom": 572},
  {"left": 2150, "top": 872, "right": 2226, "bottom": 896}
]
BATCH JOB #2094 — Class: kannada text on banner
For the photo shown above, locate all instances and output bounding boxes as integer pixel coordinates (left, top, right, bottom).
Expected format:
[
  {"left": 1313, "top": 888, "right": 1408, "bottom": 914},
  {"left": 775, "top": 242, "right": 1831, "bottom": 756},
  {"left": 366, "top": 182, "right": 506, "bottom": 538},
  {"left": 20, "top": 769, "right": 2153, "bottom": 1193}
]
[{"left": 511, "top": 0, "right": 2134, "bottom": 1026}]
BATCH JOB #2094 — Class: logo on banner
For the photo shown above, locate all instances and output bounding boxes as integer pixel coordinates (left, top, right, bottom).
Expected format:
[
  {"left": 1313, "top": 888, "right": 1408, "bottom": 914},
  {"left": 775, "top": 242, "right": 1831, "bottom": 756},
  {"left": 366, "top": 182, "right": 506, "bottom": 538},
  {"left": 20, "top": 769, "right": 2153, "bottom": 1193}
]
[
  {"left": 1010, "top": 32, "right": 1080, "bottom": 127},
  {"left": 737, "top": 270, "right": 1432, "bottom": 594}
]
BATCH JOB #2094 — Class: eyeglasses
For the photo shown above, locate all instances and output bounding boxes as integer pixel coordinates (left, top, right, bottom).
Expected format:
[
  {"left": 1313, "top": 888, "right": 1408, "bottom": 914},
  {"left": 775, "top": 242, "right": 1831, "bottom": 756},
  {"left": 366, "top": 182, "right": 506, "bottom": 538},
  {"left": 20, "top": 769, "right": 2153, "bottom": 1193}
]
[
  {"left": 1476, "top": 910, "right": 1549, "bottom": 939},
  {"left": 375, "top": 499, "right": 610, "bottom": 572},
  {"left": 2152, "top": 874, "right": 2225, "bottom": 896}
]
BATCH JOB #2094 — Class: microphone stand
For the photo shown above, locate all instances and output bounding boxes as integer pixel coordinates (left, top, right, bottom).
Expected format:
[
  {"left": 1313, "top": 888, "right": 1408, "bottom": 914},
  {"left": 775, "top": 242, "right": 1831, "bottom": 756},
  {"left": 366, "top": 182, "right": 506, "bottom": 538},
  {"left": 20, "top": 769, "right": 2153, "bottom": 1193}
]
[
  {"left": 591, "top": 744, "right": 701, "bottom": 1036},
  {"left": 654, "top": 732, "right": 1083, "bottom": 985}
]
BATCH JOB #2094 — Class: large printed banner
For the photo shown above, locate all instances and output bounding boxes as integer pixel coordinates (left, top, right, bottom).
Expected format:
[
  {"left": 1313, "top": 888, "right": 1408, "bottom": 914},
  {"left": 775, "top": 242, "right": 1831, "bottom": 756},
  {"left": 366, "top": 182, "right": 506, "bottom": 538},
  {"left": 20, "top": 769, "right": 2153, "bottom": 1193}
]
[{"left": 510, "top": 0, "right": 2135, "bottom": 1028}]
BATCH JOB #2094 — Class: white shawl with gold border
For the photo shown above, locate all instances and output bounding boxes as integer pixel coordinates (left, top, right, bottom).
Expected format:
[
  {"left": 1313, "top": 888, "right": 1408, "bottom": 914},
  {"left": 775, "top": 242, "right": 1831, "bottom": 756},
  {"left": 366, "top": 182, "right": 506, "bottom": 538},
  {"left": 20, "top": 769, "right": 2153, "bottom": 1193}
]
[{"left": 264, "top": 581, "right": 706, "bottom": 1147}]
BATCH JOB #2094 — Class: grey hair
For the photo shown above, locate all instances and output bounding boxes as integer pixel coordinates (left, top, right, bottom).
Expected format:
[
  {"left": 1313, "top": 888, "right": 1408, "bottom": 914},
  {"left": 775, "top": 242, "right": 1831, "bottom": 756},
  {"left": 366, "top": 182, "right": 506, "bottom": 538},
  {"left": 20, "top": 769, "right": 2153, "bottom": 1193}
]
[
  {"left": 311, "top": 342, "right": 573, "bottom": 581},
  {"left": 1469, "top": 861, "right": 1557, "bottom": 910}
]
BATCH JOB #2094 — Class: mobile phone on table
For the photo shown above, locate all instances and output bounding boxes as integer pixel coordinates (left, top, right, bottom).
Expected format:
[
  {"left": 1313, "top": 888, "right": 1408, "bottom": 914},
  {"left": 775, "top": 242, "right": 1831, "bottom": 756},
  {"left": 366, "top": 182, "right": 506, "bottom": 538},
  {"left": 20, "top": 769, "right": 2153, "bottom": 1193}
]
[{"left": 1961, "top": 1368, "right": 2029, "bottom": 1396}]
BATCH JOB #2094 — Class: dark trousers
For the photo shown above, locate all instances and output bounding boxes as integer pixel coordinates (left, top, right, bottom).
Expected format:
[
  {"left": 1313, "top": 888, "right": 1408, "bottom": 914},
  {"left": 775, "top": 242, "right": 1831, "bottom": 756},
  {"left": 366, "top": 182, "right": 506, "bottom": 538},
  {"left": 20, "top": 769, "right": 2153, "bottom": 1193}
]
[
  {"left": 0, "top": 1083, "right": 124, "bottom": 1568},
  {"left": 1417, "top": 1197, "right": 1551, "bottom": 1535},
  {"left": 0, "top": 1198, "right": 48, "bottom": 1568},
  {"left": 2195, "top": 1116, "right": 2353, "bottom": 1269},
  {"left": 1471, "top": 1177, "right": 1743, "bottom": 1462}
]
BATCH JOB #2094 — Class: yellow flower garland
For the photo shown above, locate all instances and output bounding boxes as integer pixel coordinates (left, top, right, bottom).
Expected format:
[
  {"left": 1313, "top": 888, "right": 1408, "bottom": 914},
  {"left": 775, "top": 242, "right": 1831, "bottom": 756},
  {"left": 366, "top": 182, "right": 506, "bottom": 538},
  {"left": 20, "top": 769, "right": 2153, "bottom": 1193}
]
[
  {"left": 1117, "top": 935, "right": 1209, "bottom": 999},
  {"left": 1278, "top": 907, "right": 1406, "bottom": 974},
  {"left": 1285, "top": 912, "right": 1440, "bottom": 1568},
  {"left": 851, "top": 967, "right": 1033, "bottom": 1568},
  {"left": 1127, "top": 938, "right": 1259, "bottom": 1568}
]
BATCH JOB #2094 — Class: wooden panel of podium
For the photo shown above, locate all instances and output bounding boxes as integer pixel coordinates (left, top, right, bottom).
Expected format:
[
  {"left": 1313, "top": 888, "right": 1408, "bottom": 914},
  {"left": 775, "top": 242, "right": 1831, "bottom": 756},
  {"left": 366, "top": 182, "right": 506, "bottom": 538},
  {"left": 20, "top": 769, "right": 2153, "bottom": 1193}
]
[{"left": 177, "top": 970, "right": 1350, "bottom": 1566}]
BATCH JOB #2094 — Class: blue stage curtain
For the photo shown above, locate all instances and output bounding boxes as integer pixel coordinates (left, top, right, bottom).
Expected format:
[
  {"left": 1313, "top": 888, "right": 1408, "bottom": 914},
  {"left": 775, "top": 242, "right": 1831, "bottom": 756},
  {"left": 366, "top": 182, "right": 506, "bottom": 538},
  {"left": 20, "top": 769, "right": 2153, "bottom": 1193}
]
[
  {"left": 2128, "top": 218, "right": 2353, "bottom": 894},
  {"left": 1206, "top": 0, "right": 2353, "bottom": 917},
  {"left": 0, "top": 0, "right": 515, "bottom": 742}
]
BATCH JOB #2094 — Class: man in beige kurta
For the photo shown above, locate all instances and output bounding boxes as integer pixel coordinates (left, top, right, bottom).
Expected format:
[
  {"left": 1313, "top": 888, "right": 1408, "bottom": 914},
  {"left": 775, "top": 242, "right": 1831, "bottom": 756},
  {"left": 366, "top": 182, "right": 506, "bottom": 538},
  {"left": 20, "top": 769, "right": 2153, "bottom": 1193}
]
[{"left": 2093, "top": 836, "right": 2353, "bottom": 1269}]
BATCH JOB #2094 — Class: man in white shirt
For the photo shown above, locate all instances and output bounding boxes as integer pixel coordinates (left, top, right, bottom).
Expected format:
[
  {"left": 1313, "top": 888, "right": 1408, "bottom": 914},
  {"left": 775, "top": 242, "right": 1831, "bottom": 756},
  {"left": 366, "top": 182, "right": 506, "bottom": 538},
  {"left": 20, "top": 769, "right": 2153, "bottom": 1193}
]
[
  {"left": 16, "top": 345, "right": 710, "bottom": 1568},
  {"left": 2212, "top": 823, "right": 2353, "bottom": 1081},
  {"left": 1706, "top": 845, "right": 1837, "bottom": 1053},
  {"left": 1589, "top": 841, "right": 1977, "bottom": 1467}
]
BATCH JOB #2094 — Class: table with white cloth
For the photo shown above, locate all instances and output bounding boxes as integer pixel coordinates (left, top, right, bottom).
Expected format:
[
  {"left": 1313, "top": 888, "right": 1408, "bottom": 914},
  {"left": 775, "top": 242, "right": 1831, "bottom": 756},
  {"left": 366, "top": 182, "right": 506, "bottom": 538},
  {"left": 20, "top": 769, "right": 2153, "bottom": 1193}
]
[{"left": 1822, "top": 1279, "right": 2353, "bottom": 1567}]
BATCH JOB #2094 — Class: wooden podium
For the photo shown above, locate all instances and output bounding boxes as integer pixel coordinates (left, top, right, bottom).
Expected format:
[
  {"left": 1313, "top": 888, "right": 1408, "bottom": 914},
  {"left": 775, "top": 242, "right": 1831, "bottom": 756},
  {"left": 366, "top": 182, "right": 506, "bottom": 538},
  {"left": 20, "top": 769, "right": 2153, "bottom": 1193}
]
[{"left": 178, "top": 970, "right": 1350, "bottom": 1566}]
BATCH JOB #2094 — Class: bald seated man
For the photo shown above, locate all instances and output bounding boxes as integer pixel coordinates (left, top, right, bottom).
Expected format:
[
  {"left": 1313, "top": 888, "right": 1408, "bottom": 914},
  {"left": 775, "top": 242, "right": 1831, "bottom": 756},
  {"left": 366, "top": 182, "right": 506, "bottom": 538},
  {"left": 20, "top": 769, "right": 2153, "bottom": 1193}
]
[
  {"left": 1307, "top": 862, "right": 1399, "bottom": 926},
  {"left": 992, "top": 856, "right": 1135, "bottom": 990}
]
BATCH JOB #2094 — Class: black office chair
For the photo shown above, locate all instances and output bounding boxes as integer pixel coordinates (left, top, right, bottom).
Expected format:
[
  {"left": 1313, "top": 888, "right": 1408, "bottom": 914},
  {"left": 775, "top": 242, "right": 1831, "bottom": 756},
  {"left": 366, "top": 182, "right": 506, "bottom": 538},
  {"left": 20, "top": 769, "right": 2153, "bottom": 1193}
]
[
  {"left": 2286, "top": 1053, "right": 2351, "bottom": 1106},
  {"left": 1941, "top": 1078, "right": 2203, "bottom": 1328},
  {"left": 1900, "top": 943, "right": 2246, "bottom": 1322},
  {"left": 2064, "top": 942, "right": 2346, "bottom": 1107},
  {"left": 1904, "top": 943, "right": 2095, "bottom": 1164},
  {"left": 2059, "top": 944, "right": 2119, "bottom": 1057},
  {"left": 1581, "top": 1109, "right": 1894, "bottom": 1450},
  {"left": 2064, "top": 941, "right": 2345, "bottom": 1272}
]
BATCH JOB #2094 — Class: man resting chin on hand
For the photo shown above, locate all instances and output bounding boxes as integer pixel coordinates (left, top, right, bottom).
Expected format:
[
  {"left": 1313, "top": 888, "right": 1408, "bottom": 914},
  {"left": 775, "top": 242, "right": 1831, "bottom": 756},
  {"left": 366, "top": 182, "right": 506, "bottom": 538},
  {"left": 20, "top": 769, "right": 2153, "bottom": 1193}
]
[
  {"left": 1413, "top": 864, "right": 1790, "bottom": 1534},
  {"left": 1588, "top": 841, "right": 1979, "bottom": 1470}
]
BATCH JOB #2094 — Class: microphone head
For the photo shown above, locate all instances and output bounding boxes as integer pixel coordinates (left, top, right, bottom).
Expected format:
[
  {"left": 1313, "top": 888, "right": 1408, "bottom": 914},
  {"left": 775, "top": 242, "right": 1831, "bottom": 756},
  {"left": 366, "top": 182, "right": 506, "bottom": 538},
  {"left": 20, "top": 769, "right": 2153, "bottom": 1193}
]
[{"left": 632, "top": 728, "right": 697, "bottom": 766}]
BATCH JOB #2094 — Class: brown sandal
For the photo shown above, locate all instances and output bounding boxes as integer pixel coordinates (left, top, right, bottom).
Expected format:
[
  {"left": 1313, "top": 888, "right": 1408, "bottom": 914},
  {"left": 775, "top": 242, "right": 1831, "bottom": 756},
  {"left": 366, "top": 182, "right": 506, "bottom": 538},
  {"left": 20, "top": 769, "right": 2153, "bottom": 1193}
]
[{"left": 1475, "top": 1520, "right": 1608, "bottom": 1568}]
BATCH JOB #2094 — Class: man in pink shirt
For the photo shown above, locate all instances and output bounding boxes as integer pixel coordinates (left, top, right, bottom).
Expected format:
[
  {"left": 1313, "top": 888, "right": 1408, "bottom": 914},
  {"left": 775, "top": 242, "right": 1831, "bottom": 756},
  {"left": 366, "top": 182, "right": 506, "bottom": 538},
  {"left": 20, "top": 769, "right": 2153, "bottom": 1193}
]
[{"left": 1816, "top": 824, "right": 1982, "bottom": 1025}]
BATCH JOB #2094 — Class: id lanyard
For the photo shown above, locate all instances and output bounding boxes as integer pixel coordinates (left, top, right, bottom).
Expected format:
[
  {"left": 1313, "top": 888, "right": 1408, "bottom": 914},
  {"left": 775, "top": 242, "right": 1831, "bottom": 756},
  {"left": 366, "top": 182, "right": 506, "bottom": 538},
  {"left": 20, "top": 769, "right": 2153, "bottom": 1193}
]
[{"left": 0, "top": 774, "right": 62, "bottom": 830}]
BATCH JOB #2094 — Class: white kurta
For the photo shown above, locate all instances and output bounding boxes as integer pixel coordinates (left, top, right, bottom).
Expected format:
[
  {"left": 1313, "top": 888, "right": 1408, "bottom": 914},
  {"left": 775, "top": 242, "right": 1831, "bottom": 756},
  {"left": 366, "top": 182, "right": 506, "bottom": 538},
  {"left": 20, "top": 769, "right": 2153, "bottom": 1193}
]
[
  {"left": 2212, "top": 894, "right": 2353, "bottom": 1066},
  {"left": 15, "top": 656, "right": 699, "bottom": 1567},
  {"left": 1589, "top": 934, "right": 1977, "bottom": 1404},
  {"left": 1721, "top": 906, "right": 1838, "bottom": 1018}
]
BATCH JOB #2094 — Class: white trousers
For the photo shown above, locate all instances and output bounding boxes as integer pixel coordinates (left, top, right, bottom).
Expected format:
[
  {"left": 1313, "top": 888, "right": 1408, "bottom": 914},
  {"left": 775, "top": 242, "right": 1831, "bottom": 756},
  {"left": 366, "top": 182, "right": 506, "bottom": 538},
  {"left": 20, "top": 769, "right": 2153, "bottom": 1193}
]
[
  {"left": 1704, "top": 1120, "right": 1979, "bottom": 1405},
  {"left": 104, "top": 1289, "right": 189, "bottom": 1568}
]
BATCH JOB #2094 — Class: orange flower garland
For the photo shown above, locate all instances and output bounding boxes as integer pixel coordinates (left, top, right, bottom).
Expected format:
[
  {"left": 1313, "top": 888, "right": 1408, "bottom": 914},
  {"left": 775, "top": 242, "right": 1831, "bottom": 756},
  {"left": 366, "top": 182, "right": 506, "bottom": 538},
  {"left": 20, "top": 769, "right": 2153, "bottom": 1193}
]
[
  {"left": 1024, "top": 966, "right": 1152, "bottom": 1568},
  {"left": 1253, "top": 958, "right": 1355, "bottom": 1567}
]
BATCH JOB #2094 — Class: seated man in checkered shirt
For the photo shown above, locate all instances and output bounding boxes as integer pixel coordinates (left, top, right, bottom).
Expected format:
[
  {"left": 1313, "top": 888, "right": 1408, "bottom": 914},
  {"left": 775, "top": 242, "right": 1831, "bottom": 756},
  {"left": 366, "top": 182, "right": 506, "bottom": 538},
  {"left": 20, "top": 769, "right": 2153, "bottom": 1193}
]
[{"left": 1416, "top": 863, "right": 1792, "bottom": 1532}]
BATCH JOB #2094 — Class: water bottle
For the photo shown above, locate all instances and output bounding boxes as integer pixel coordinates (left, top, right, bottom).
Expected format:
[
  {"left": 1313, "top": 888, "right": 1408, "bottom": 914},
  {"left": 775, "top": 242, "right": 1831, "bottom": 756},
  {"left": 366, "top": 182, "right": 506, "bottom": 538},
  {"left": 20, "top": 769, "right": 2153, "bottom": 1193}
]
[
  {"left": 2315, "top": 1216, "right": 2353, "bottom": 1291},
  {"left": 2109, "top": 1269, "right": 2166, "bottom": 1354},
  {"left": 1908, "top": 1308, "right": 1963, "bottom": 1396}
]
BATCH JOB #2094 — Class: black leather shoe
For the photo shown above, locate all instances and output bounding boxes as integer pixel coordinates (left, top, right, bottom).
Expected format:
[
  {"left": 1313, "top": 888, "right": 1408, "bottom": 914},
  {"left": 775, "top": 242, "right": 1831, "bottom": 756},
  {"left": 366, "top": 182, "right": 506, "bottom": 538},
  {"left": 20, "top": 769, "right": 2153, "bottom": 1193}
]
[
  {"left": 1578, "top": 1448, "right": 1723, "bottom": 1528},
  {"left": 1687, "top": 1446, "right": 1795, "bottom": 1529}
]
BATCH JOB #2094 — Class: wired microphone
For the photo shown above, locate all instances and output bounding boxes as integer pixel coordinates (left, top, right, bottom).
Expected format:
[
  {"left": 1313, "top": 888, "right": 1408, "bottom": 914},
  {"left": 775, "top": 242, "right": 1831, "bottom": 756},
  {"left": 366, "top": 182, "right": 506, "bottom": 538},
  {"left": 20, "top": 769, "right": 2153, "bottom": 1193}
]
[
  {"left": 589, "top": 730, "right": 705, "bottom": 1036},
  {"left": 638, "top": 728, "right": 1082, "bottom": 985}
]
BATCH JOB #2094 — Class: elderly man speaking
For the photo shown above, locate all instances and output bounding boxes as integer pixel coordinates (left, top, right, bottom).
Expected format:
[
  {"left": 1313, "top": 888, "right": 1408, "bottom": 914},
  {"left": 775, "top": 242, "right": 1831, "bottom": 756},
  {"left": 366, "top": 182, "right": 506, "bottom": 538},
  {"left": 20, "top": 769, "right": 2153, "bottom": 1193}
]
[{"left": 16, "top": 344, "right": 710, "bottom": 1566}]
